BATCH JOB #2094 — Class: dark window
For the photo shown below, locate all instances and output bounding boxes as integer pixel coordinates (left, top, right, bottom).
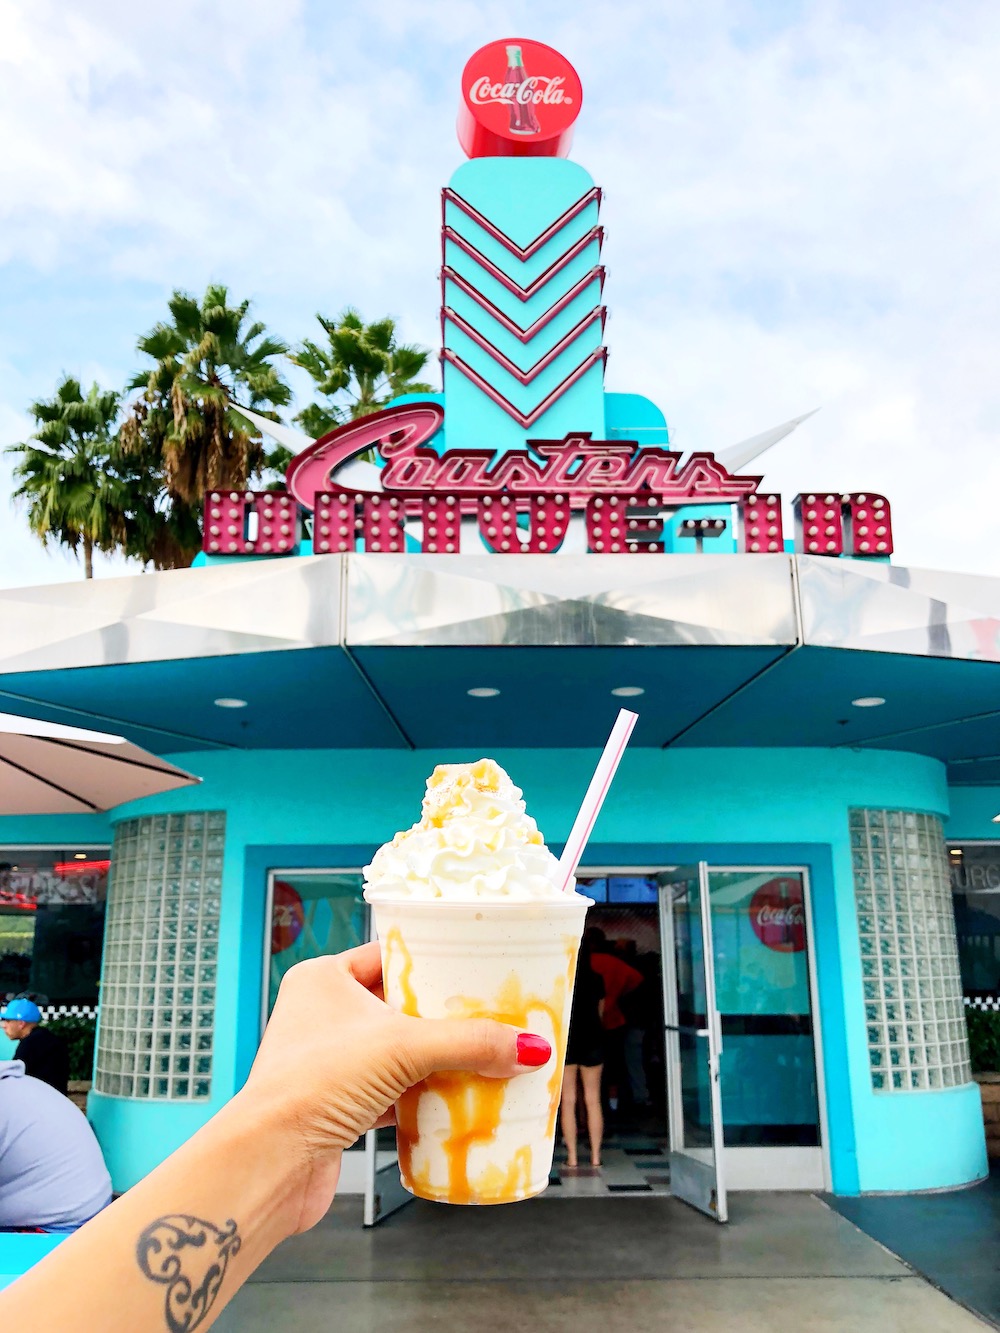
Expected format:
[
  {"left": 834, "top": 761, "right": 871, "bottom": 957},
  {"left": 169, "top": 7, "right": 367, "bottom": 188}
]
[
  {"left": 949, "top": 843, "right": 1000, "bottom": 994},
  {"left": 0, "top": 850, "right": 110, "bottom": 1007}
]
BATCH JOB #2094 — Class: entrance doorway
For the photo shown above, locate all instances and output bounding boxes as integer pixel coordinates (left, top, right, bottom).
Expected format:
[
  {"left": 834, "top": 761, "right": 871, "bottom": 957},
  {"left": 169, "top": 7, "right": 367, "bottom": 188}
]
[
  {"left": 551, "top": 887, "right": 671, "bottom": 1196},
  {"left": 565, "top": 864, "right": 826, "bottom": 1214},
  {"left": 261, "top": 862, "right": 826, "bottom": 1224}
]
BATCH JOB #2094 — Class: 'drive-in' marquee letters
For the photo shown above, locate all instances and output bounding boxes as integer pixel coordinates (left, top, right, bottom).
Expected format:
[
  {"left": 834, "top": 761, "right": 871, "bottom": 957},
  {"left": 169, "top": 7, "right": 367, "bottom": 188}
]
[{"left": 202, "top": 404, "right": 893, "bottom": 560}]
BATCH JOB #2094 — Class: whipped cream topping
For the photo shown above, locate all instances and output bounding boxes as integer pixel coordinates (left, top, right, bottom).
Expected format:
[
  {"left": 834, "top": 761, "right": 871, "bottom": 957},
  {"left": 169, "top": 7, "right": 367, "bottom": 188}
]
[{"left": 363, "top": 758, "right": 570, "bottom": 902}]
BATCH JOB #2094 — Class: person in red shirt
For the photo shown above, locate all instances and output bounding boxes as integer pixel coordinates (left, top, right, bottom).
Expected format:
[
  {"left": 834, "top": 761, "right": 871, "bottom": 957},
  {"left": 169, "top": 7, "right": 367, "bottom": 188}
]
[{"left": 584, "top": 927, "right": 642, "bottom": 1114}]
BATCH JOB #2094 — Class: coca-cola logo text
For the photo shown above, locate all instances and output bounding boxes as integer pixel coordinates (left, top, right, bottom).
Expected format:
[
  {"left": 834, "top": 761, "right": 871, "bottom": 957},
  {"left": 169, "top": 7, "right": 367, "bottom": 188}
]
[
  {"left": 749, "top": 878, "right": 807, "bottom": 953},
  {"left": 468, "top": 75, "right": 573, "bottom": 108}
]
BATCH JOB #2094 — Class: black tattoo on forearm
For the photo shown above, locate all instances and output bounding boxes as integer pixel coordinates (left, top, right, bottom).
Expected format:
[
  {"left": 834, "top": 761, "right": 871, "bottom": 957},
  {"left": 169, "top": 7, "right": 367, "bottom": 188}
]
[{"left": 135, "top": 1214, "right": 242, "bottom": 1332}]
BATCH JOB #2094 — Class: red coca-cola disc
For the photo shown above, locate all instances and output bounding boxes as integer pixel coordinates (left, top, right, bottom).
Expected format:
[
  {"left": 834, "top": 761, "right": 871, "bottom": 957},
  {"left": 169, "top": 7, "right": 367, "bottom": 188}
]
[
  {"left": 749, "top": 877, "right": 807, "bottom": 954},
  {"left": 458, "top": 38, "right": 583, "bottom": 159},
  {"left": 271, "top": 879, "right": 305, "bottom": 955}
]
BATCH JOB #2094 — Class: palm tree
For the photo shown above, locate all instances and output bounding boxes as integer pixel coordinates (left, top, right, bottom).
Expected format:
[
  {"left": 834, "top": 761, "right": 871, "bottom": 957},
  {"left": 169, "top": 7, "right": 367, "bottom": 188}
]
[
  {"left": 292, "top": 309, "right": 434, "bottom": 438},
  {"left": 6, "top": 378, "right": 137, "bottom": 579},
  {"left": 122, "top": 284, "right": 292, "bottom": 509}
]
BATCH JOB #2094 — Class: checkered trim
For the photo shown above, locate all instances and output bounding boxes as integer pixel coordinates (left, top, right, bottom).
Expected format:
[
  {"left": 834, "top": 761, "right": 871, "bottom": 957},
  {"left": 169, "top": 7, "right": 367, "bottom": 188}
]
[
  {"left": 37, "top": 1004, "right": 98, "bottom": 1021},
  {"left": 964, "top": 996, "right": 1000, "bottom": 1012}
]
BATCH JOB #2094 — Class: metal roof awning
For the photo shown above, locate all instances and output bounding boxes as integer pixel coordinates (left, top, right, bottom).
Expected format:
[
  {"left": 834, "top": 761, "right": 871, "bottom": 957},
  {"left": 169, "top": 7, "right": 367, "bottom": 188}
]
[{"left": 0, "top": 554, "right": 998, "bottom": 783}]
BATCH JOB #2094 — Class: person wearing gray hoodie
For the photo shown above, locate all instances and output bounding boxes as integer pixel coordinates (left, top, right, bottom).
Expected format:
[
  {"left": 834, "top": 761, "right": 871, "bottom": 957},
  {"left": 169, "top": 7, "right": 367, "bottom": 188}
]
[{"left": 0, "top": 1060, "right": 111, "bottom": 1232}]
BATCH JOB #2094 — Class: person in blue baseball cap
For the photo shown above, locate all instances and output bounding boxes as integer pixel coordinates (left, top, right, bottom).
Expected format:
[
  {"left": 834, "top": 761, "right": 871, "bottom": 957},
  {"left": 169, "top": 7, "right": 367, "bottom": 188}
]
[{"left": 0, "top": 997, "right": 69, "bottom": 1096}]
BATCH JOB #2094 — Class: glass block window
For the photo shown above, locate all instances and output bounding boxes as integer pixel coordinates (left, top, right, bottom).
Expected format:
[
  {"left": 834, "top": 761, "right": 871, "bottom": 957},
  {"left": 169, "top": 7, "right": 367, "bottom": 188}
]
[
  {"left": 94, "top": 812, "right": 225, "bottom": 1100},
  {"left": 850, "top": 809, "right": 972, "bottom": 1092}
]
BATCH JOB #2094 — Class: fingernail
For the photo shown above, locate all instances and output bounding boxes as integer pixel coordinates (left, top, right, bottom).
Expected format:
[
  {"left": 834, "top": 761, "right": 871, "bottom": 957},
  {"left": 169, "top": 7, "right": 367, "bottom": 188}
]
[{"left": 516, "top": 1033, "right": 552, "bottom": 1067}]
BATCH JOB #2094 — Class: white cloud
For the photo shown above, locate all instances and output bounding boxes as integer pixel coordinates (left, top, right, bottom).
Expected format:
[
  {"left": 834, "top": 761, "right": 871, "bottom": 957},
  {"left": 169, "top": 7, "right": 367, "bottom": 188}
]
[{"left": 1, "top": 0, "right": 999, "bottom": 584}]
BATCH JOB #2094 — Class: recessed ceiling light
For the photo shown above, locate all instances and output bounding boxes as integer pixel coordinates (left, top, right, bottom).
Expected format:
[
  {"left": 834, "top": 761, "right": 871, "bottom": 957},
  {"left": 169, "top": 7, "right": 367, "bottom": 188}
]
[
  {"left": 467, "top": 687, "right": 500, "bottom": 698},
  {"left": 74, "top": 852, "right": 87, "bottom": 860},
  {"left": 949, "top": 848, "right": 963, "bottom": 857},
  {"left": 214, "top": 698, "right": 248, "bottom": 709},
  {"left": 851, "top": 696, "right": 886, "bottom": 708},
  {"left": 611, "top": 686, "right": 645, "bottom": 698}
]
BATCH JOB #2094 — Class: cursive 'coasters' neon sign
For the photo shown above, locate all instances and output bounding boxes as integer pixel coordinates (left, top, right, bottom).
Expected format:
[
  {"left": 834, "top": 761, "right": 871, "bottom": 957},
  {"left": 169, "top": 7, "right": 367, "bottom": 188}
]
[{"left": 202, "top": 403, "right": 893, "bottom": 559}]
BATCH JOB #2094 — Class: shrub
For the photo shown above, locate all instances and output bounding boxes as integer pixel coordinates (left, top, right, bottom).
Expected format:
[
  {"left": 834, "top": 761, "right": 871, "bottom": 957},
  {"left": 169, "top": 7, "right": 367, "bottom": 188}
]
[
  {"left": 966, "top": 1009, "right": 1000, "bottom": 1074},
  {"left": 47, "top": 1014, "right": 96, "bottom": 1082}
]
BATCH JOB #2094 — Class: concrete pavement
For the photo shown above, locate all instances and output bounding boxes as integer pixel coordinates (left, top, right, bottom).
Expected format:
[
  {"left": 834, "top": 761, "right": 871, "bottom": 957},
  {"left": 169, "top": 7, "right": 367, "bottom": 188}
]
[{"left": 215, "top": 1192, "right": 989, "bottom": 1332}]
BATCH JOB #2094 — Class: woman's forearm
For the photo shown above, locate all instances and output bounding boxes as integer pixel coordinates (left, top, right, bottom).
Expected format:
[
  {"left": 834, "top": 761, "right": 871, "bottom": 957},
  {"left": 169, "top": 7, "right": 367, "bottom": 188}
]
[
  {"left": 0, "top": 1089, "right": 309, "bottom": 1333},
  {"left": 0, "top": 944, "right": 542, "bottom": 1331}
]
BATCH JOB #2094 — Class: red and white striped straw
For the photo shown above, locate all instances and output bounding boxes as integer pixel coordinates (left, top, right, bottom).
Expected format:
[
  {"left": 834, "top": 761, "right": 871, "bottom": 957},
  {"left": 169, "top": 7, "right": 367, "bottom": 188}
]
[{"left": 556, "top": 708, "right": 638, "bottom": 893}]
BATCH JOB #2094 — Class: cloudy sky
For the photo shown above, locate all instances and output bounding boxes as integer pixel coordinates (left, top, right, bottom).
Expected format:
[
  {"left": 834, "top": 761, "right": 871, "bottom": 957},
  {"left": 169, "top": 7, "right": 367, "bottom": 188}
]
[{"left": 1, "top": 0, "right": 998, "bottom": 585}]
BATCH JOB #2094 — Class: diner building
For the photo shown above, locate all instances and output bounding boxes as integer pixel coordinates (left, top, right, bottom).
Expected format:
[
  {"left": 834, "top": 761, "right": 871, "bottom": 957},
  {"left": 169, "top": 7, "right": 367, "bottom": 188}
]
[{"left": 1, "top": 39, "right": 998, "bottom": 1224}]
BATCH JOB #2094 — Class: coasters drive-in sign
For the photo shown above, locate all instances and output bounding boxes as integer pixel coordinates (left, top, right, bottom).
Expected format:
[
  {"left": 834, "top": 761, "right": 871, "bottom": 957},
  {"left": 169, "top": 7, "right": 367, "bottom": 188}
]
[{"left": 202, "top": 403, "right": 894, "bottom": 559}]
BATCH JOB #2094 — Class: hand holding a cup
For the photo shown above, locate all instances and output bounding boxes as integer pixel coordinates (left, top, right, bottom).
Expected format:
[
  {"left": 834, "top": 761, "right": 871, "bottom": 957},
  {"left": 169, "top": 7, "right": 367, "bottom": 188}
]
[{"left": 241, "top": 941, "right": 551, "bottom": 1233}]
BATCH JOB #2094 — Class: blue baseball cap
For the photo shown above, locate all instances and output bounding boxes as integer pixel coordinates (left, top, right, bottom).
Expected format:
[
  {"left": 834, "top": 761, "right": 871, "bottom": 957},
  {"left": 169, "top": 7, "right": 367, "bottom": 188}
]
[{"left": 0, "top": 998, "right": 41, "bottom": 1023}]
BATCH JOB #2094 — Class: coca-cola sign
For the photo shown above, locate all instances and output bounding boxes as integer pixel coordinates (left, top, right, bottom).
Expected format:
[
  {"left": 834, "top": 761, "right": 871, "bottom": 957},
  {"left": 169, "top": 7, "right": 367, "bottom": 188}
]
[
  {"left": 458, "top": 38, "right": 583, "bottom": 159},
  {"left": 749, "top": 877, "right": 807, "bottom": 954},
  {"left": 271, "top": 879, "right": 305, "bottom": 955}
]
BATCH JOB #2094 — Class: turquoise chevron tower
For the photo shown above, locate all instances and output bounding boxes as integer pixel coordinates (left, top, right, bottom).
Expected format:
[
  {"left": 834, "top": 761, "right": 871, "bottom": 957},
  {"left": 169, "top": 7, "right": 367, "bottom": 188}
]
[
  {"left": 441, "top": 159, "right": 607, "bottom": 447},
  {"left": 436, "top": 38, "right": 669, "bottom": 455}
]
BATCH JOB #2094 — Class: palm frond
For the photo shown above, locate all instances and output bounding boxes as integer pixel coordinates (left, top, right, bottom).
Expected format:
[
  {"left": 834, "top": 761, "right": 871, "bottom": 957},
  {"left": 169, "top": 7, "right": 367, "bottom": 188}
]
[{"left": 292, "top": 310, "right": 432, "bottom": 429}]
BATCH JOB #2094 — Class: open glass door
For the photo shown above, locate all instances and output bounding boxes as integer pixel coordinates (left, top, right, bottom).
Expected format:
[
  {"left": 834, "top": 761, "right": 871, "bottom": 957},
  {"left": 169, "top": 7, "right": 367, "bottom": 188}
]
[
  {"left": 707, "top": 868, "right": 824, "bottom": 1190},
  {"left": 363, "top": 910, "right": 413, "bottom": 1227},
  {"left": 658, "top": 864, "right": 728, "bottom": 1223},
  {"left": 363, "top": 1124, "right": 411, "bottom": 1226}
]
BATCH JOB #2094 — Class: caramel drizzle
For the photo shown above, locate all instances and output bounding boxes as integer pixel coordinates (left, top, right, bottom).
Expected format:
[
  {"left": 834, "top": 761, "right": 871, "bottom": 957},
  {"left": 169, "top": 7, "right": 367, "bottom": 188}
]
[{"left": 384, "top": 926, "right": 578, "bottom": 1203}]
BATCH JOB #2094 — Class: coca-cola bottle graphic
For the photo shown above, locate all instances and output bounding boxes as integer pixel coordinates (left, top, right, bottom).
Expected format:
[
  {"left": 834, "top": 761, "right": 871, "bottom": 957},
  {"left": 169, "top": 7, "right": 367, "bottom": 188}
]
[
  {"left": 775, "top": 879, "right": 794, "bottom": 950},
  {"left": 505, "top": 44, "right": 541, "bottom": 135}
]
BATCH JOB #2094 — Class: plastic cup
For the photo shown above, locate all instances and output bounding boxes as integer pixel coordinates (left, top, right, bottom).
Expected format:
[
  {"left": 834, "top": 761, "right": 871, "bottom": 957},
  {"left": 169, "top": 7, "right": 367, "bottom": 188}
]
[{"left": 371, "top": 894, "right": 592, "bottom": 1205}]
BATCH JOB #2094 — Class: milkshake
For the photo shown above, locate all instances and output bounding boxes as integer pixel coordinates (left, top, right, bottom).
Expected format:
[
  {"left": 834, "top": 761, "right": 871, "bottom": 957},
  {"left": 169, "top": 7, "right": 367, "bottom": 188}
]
[{"left": 364, "top": 758, "right": 591, "bottom": 1205}]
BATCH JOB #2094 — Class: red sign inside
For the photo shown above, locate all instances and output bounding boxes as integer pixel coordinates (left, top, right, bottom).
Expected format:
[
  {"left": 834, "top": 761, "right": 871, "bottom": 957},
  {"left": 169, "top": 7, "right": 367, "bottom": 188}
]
[
  {"left": 53, "top": 860, "right": 112, "bottom": 877},
  {"left": 271, "top": 880, "right": 305, "bottom": 955},
  {"left": 458, "top": 38, "right": 583, "bottom": 159},
  {"left": 749, "top": 877, "right": 807, "bottom": 954}
]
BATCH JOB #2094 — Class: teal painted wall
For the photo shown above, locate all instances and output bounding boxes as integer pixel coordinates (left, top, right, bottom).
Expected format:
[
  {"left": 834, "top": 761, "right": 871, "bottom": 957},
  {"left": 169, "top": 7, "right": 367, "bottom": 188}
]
[
  {"left": 87, "top": 1093, "right": 220, "bottom": 1193},
  {"left": 850, "top": 1083, "right": 986, "bottom": 1193},
  {"left": 945, "top": 786, "right": 1000, "bottom": 841},
  {"left": 0, "top": 812, "right": 112, "bottom": 845},
  {"left": 79, "top": 744, "right": 986, "bottom": 1195},
  {"left": 104, "top": 744, "right": 943, "bottom": 852}
]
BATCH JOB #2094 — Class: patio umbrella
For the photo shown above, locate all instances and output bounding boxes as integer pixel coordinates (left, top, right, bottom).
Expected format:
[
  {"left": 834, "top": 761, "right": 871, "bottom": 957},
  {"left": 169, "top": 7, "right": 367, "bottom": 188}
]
[{"left": 0, "top": 711, "right": 200, "bottom": 814}]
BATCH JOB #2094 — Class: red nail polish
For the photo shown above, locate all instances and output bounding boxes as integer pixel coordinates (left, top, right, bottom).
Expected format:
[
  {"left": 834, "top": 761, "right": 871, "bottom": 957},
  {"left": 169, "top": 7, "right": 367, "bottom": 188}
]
[{"left": 516, "top": 1033, "right": 552, "bottom": 1067}]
